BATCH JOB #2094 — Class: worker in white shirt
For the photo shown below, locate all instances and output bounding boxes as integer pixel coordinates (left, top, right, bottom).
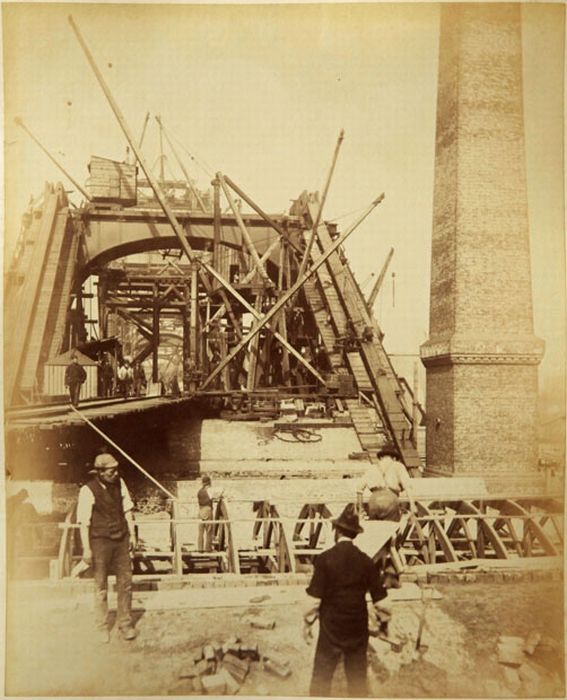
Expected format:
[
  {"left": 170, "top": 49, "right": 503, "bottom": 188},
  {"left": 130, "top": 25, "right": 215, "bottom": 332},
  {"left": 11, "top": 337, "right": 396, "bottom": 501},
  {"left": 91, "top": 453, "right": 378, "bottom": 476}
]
[
  {"left": 356, "top": 446, "right": 417, "bottom": 521},
  {"left": 196, "top": 474, "right": 224, "bottom": 552},
  {"left": 77, "top": 452, "right": 137, "bottom": 643}
]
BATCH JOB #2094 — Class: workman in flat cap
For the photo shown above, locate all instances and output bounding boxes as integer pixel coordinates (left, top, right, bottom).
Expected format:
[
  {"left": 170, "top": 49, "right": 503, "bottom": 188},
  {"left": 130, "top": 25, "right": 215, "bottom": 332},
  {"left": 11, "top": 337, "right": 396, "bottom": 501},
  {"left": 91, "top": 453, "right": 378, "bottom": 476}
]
[
  {"left": 303, "top": 503, "right": 388, "bottom": 697},
  {"left": 77, "top": 452, "right": 137, "bottom": 643}
]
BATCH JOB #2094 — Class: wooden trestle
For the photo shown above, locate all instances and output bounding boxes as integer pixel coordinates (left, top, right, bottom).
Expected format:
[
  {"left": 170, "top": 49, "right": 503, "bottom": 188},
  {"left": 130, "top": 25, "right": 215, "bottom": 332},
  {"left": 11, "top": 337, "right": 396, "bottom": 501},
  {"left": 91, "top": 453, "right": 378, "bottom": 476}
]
[{"left": 37, "top": 495, "right": 562, "bottom": 580}]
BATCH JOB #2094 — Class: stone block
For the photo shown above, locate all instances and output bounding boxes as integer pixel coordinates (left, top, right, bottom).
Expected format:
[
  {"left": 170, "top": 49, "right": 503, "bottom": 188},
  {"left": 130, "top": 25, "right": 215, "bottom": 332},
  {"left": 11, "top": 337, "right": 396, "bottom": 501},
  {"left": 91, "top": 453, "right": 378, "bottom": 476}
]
[
  {"left": 502, "top": 666, "right": 521, "bottom": 693},
  {"left": 264, "top": 658, "right": 291, "bottom": 678},
  {"left": 201, "top": 673, "right": 227, "bottom": 695},
  {"left": 497, "top": 636, "right": 525, "bottom": 667},
  {"left": 250, "top": 619, "right": 276, "bottom": 630},
  {"left": 523, "top": 630, "right": 541, "bottom": 655}
]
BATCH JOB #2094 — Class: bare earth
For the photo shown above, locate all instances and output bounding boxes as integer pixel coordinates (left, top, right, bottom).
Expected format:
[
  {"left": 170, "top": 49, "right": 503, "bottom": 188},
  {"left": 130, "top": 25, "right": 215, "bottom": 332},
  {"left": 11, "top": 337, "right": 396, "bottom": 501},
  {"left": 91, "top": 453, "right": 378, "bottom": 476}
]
[{"left": 5, "top": 578, "right": 564, "bottom": 698}]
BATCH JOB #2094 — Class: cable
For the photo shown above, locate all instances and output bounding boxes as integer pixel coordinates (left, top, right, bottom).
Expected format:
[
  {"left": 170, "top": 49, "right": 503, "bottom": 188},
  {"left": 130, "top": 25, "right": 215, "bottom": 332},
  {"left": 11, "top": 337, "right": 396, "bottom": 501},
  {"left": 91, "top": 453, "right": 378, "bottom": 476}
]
[
  {"left": 169, "top": 132, "right": 215, "bottom": 180},
  {"left": 273, "top": 427, "right": 322, "bottom": 443}
]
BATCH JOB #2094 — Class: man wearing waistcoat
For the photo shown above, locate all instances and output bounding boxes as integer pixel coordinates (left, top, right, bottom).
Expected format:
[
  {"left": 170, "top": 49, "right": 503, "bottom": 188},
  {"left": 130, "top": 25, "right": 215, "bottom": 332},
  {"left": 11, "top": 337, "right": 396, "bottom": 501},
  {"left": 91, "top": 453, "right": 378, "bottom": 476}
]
[
  {"left": 77, "top": 452, "right": 137, "bottom": 643},
  {"left": 304, "top": 503, "right": 388, "bottom": 697}
]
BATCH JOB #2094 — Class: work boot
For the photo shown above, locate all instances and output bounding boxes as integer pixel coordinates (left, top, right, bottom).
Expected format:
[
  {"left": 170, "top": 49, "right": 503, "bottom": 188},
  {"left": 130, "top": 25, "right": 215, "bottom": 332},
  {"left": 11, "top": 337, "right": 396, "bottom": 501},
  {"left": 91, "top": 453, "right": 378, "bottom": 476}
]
[
  {"left": 120, "top": 625, "right": 137, "bottom": 641},
  {"left": 96, "top": 627, "right": 110, "bottom": 644}
]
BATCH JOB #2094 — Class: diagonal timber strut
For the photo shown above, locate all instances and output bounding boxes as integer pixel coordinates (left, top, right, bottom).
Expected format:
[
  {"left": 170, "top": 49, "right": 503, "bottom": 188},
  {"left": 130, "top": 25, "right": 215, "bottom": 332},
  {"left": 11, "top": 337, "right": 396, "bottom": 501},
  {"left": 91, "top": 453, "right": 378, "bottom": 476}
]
[{"left": 68, "top": 15, "right": 324, "bottom": 386}]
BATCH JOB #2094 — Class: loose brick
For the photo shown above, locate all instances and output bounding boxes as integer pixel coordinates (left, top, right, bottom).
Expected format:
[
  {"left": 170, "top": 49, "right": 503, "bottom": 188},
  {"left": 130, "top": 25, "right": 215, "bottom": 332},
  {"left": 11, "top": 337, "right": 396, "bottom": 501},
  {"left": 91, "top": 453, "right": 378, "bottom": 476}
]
[
  {"left": 201, "top": 673, "right": 227, "bottom": 695},
  {"left": 250, "top": 619, "right": 276, "bottom": 630},
  {"left": 263, "top": 658, "right": 292, "bottom": 679},
  {"left": 218, "top": 668, "right": 241, "bottom": 695}
]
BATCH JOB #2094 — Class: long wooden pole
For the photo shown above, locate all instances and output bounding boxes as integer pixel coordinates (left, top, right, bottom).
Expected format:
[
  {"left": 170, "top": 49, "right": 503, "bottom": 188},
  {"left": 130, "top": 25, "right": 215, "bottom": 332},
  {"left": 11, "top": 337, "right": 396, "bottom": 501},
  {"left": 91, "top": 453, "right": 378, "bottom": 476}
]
[
  {"left": 367, "top": 247, "right": 394, "bottom": 310},
  {"left": 69, "top": 15, "right": 323, "bottom": 384},
  {"left": 217, "top": 173, "right": 272, "bottom": 284},
  {"left": 69, "top": 405, "right": 177, "bottom": 501},
  {"left": 201, "top": 193, "right": 385, "bottom": 389},
  {"left": 68, "top": 17, "right": 243, "bottom": 340},
  {"left": 138, "top": 111, "right": 150, "bottom": 150},
  {"left": 222, "top": 174, "right": 303, "bottom": 256},
  {"left": 15, "top": 117, "right": 92, "bottom": 201},
  {"left": 240, "top": 237, "right": 280, "bottom": 285},
  {"left": 297, "top": 129, "right": 344, "bottom": 279}
]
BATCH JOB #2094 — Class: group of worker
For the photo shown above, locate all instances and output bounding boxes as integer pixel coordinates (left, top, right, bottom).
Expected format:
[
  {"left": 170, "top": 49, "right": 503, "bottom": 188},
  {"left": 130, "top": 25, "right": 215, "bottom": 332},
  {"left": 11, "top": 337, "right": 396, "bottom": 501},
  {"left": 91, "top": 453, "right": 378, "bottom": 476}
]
[
  {"left": 64, "top": 353, "right": 147, "bottom": 407},
  {"left": 77, "top": 444, "right": 414, "bottom": 695}
]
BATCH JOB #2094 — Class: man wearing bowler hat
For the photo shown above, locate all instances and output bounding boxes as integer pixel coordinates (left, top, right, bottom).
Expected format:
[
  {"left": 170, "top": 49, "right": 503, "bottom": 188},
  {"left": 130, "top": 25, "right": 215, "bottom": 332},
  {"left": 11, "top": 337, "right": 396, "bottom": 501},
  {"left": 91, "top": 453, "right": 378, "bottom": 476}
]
[
  {"left": 77, "top": 452, "right": 137, "bottom": 643},
  {"left": 304, "top": 503, "right": 388, "bottom": 697}
]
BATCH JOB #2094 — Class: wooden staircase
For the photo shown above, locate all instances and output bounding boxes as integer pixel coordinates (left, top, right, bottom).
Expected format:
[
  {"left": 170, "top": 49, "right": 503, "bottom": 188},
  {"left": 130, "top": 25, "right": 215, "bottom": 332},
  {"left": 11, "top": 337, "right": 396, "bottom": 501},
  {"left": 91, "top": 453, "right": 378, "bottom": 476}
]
[{"left": 300, "top": 199, "right": 421, "bottom": 472}]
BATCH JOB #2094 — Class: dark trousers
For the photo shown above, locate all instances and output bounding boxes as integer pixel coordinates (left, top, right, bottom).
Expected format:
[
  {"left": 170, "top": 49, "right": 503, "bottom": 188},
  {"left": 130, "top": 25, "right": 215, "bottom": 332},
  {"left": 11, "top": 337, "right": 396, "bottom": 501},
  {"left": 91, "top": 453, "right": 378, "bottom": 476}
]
[
  {"left": 91, "top": 535, "right": 133, "bottom": 630},
  {"left": 310, "top": 627, "right": 369, "bottom": 697},
  {"left": 198, "top": 505, "right": 213, "bottom": 552},
  {"left": 68, "top": 382, "right": 82, "bottom": 407}
]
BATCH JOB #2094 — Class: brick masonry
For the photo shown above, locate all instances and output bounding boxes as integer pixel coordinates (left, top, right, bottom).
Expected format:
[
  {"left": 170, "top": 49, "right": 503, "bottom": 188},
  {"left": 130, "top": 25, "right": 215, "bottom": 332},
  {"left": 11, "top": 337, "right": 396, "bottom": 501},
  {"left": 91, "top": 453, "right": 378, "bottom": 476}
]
[{"left": 420, "top": 4, "right": 545, "bottom": 491}]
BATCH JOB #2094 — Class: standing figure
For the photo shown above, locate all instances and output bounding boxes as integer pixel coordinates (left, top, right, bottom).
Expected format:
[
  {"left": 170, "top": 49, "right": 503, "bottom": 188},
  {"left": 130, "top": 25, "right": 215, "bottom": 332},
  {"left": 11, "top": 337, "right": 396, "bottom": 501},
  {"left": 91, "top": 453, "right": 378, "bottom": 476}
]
[
  {"left": 356, "top": 446, "right": 417, "bottom": 522},
  {"left": 304, "top": 503, "right": 387, "bottom": 697},
  {"left": 77, "top": 452, "right": 137, "bottom": 643},
  {"left": 117, "top": 358, "right": 134, "bottom": 397},
  {"left": 100, "top": 354, "right": 115, "bottom": 397},
  {"left": 197, "top": 474, "right": 223, "bottom": 552},
  {"left": 65, "top": 353, "right": 87, "bottom": 407},
  {"left": 132, "top": 362, "right": 146, "bottom": 397}
]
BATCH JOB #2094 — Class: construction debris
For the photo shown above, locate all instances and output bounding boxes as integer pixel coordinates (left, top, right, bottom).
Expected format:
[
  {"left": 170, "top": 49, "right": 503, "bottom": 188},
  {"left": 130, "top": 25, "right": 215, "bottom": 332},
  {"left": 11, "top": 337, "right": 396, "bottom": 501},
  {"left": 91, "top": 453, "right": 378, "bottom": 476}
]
[
  {"left": 497, "top": 635, "right": 525, "bottom": 667},
  {"left": 250, "top": 619, "right": 276, "bottom": 630},
  {"left": 523, "top": 630, "right": 541, "bottom": 655},
  {"left": 495, "top": 631, "right": 563, "bottom": 696},
  {"left": 170, "top": 635, "right": 290, "bottom": 695}
]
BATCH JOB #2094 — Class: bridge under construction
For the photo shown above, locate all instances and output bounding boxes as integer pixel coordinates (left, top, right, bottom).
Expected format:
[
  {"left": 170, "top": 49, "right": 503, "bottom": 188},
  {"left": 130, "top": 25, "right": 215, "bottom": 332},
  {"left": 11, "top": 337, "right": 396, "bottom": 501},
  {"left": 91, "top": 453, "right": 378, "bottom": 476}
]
[{"left": 4, "top": 15, "right": 563, "bottom": 586}]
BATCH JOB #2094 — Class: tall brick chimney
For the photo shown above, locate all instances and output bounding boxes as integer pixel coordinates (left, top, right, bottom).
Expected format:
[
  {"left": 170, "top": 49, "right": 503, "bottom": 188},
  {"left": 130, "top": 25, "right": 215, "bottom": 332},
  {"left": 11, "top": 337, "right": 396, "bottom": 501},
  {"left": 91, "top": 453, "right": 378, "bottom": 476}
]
[{"left": 420, "top": 4, "right": 545, "bottom": 493}]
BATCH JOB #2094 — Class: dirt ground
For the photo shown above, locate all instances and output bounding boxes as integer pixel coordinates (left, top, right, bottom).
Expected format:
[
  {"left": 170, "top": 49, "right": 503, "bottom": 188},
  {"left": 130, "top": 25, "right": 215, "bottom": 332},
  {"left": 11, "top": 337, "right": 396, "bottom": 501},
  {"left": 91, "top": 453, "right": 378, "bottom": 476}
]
[{"left": 4, "top": 577, "right": 565, "bottom": 698}]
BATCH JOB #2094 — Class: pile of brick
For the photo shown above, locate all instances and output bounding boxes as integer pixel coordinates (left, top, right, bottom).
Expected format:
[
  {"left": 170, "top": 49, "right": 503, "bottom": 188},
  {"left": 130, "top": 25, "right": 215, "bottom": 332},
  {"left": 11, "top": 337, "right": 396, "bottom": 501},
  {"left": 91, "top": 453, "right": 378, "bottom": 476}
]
[
  {"left": 489, "top": 631, "right": 563, "bottom": 696},
  {"left": 168, "top": 636, "right": 292, "bottom": 695}
]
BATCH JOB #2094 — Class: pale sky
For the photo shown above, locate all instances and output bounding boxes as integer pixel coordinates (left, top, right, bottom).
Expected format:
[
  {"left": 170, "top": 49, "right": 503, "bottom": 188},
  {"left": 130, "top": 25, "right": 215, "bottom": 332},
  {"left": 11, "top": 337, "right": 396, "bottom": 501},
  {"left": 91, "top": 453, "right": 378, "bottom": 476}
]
[{"left": 2, "top": 2, "right": 565, "bottom": 391}]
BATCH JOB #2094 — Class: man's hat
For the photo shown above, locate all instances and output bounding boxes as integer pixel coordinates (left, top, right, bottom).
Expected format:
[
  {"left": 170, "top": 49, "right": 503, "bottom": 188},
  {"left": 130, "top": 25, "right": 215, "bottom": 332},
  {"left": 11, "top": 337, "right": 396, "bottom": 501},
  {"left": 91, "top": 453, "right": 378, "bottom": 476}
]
[
  {"left": 332, "top": 503, "right": 364, "bottom": 537},
  {"left": 93, "top": 453, "right": 119, "bottom": 469},
  {"left": 201, "top": 474, "right": 211, "bottom": 485}
]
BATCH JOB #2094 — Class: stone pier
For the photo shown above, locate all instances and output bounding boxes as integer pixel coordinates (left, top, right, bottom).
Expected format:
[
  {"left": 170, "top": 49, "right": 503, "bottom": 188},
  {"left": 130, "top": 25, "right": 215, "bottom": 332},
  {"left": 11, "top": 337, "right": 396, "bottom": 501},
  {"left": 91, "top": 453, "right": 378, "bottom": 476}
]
[{"left": 420, "top": 4, "right": 545, "bottom": 493}]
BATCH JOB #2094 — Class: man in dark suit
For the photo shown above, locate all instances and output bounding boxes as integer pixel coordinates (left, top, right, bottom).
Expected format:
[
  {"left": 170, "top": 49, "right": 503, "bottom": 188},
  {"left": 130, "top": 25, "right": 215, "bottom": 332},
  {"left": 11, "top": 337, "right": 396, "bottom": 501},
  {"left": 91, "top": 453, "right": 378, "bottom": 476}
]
[{"left": 304, "top": 503, "right": 387, "bottom": 697}]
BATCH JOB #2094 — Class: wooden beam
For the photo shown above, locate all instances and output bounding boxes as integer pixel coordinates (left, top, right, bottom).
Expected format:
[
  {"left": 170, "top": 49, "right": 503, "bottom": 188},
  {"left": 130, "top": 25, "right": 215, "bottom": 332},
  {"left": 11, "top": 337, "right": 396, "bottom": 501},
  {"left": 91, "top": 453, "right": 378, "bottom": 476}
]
[
  {"left": 68, "top": 16, "right": 247, "bottom": 339},
  {"left": 138, "top": 111, "right": 150, "bottom": 150},
  {"left": 297, "top": 130, "right": 344, "bottom": 280},
  {"left": 222, "top": 174, "right": 304, "bottom": 256},
  {"left": 15, "top": 117, "right": 92, "bottom": 202},
  {"left": 245, "top": 294, "right": 263, "bottom": 392},
  {"left": 152, "top": 283, "right": 160, "bottom": 382},
  {"left": 212, "top": 177, "right": 222, "bottom": 269},
  {"left": 200, "top": 193, "right": 385, "bottom": 389},
  {"left": 217, "top": 173, "right": 272, "bottom": 285},
  {"left": 240, "top": 237, "right": 281, "bottom": 286},
  {"left": 367, "top": 247, "right": 394, "bottom": 310},
  {"left": 189, "top": 264, "right": 199, "bottom": 366},
  {"left": 68, "top": 17, "right": 327, "bottom": 383}
]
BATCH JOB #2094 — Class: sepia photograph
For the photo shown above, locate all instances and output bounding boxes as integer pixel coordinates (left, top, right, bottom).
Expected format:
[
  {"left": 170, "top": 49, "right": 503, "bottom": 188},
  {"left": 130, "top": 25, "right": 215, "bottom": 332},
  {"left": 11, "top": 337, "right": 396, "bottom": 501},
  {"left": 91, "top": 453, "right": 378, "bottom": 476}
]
[{"left": 2, "top": 1, "right": 565, "bottom": 697}]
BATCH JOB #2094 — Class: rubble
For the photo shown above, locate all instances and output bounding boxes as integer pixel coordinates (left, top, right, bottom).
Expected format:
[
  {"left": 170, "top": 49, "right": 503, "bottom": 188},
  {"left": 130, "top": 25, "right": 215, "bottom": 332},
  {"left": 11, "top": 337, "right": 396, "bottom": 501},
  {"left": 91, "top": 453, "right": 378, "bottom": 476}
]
[
  {"left": 250, "top": 619, "right": 276, "bottom": 630},
  {"left": 169, "top": 634, "right": 290, "bottom": 694},
  {"left": 497, "top": 635, "right": 526, "bottom": 667},
  {"left": 523, "top": 630, "right": 541, "bottom": 655},
  {"left": 496, "top": 630, "right": 563, "bottom": 696}
]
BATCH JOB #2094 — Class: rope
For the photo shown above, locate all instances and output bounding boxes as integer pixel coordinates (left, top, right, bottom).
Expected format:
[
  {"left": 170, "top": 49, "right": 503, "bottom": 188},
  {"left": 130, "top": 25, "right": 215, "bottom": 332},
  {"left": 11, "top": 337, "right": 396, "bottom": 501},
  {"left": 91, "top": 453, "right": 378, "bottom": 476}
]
[
  {"left": 169, "top": 132, "right": 215, "bottom": 180},
  {"left": 273, "top": 427, "right": 323, "bottom": 443},
  {"left": 69, "top": 405, "right": 178, "bottom": 501}
]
